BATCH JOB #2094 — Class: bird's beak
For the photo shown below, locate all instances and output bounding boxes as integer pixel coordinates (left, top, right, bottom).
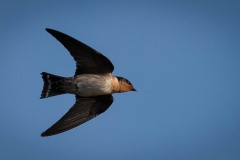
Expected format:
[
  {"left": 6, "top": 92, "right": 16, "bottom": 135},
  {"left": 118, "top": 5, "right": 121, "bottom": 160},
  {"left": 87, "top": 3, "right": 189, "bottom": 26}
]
[{"left": 132, "top": 87, "right": 136, "bottom": 91}]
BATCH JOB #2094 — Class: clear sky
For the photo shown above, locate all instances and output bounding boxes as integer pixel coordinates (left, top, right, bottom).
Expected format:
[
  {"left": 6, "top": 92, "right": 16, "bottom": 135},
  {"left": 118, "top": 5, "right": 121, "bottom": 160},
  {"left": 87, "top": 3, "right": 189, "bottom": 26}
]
[{"left": 1, "top": 0, "right": 240, "bottom": 160}]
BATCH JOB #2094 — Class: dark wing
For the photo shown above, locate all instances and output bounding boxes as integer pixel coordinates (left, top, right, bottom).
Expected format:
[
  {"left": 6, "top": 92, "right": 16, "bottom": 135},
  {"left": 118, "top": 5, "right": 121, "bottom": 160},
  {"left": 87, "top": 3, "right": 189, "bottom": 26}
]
[
  {"left": 46, "top": 28, "right": 114, "bottom": 75},
  {"left": 41, "top": 95, "right": 113, "bottom": 137}
]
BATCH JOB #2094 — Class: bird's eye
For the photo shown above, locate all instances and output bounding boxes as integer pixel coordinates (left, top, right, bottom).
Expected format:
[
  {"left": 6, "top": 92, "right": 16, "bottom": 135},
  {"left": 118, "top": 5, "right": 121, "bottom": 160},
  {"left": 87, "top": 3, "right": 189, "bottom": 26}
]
[{"left": 126, "top": 80, "right": 132, "bottom": 85}]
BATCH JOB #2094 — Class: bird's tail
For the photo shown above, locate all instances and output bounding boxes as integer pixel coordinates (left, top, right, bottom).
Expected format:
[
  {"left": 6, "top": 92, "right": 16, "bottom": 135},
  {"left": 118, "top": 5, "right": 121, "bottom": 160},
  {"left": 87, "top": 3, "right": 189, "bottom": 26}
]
[{"left": 40, "top": 72, "right": 66, "bottom": 99}]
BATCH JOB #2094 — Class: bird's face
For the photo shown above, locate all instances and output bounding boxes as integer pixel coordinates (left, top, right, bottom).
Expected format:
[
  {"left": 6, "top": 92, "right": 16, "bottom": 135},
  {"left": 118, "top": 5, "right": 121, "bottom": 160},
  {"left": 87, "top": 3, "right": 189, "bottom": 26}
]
[{"left": 117, "top": 77, "right": 136, "bottom": 93}]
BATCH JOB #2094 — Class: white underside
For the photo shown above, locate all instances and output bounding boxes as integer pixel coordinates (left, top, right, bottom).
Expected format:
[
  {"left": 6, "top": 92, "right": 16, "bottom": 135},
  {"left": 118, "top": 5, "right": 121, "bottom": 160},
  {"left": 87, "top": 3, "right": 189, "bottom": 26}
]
[{"left": 75, "top": 74, "right": 112, "bottom": 96}]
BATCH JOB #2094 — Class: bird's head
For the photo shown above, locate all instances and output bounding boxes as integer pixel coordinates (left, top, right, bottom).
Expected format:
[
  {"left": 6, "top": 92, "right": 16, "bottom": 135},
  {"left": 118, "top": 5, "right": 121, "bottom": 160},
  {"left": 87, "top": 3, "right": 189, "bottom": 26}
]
[{"left": 117, "top": 76, "right": 136, "bottom": 93}]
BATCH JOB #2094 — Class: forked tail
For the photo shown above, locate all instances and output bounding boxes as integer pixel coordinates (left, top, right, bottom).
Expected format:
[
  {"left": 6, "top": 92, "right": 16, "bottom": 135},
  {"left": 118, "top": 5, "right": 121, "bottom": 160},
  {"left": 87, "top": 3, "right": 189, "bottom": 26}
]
[{"left": 40, "top": 72, "right": 66, "bottom": 99}]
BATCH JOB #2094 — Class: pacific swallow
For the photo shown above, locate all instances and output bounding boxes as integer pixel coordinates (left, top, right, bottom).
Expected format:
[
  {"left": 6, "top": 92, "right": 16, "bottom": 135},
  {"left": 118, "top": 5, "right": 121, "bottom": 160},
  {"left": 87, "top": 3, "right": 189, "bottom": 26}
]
[{"left": 40, "top": 28, "right": 136, "bottom": 137}]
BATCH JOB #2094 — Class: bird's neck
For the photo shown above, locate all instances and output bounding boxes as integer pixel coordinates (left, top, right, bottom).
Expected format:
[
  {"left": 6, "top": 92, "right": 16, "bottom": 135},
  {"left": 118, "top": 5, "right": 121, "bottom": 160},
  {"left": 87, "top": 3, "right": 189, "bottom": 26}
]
[{"left": 111, "top": 76, "right": 121, "bottom": 93}]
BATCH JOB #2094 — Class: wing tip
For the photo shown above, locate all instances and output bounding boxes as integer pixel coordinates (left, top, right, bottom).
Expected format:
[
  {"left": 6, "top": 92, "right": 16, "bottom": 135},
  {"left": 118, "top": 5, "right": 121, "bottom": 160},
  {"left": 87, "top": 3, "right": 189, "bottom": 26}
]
[
  {"left": 45, "top": 28, "right": 51, "bottom": 32},
  {"left": 41, "top": 128, "right": 56, "bottom": 137},
  {"left": 41, "top": 129, "right": 50, "bottom": 137},
  {"left": 41, "top": 132, "right": 48, "bottom": 137},
  {"left": 41, "top": 130, "right": 55, "bottom": 137},
  {"left": 45, "top": 28, "right": 55, "bottom": 34}
]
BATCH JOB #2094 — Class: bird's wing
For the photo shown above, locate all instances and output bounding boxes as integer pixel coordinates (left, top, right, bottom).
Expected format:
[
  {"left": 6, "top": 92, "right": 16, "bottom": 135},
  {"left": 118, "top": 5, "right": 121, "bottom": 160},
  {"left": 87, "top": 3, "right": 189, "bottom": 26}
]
[
  {"left": 41, "top": 95, "right": 114, "bottom": 137},
  {"left": 46, "top": 28, "right": 114, "bottom": 75}
]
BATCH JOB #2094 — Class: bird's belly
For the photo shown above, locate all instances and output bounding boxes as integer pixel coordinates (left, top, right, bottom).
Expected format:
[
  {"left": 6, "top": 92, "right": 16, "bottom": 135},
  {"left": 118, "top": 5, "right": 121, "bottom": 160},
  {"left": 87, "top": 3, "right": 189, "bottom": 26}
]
[{"left": 75, "top": 80, "right": 112, "bottom": 97}]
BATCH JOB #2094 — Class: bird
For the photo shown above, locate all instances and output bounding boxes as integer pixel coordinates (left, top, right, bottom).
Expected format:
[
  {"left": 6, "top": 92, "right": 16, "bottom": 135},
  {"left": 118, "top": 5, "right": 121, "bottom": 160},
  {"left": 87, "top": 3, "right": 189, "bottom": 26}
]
[{"left": 40, "top": 28, "right": 136, "bottom": 137}]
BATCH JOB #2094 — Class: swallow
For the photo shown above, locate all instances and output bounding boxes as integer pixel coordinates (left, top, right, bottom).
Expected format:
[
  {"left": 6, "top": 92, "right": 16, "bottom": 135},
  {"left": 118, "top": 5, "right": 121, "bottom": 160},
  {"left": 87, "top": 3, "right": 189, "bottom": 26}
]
[{"left": 40, "top": 28, "right": 136, "bottom": 137}]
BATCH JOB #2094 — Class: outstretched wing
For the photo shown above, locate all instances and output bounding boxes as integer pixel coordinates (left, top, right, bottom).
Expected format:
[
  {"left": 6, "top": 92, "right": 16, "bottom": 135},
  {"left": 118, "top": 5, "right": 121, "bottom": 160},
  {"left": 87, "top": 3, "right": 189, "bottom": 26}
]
[
  {"left": 46, "top": 28, "right": 114, "bottom": 75},
  {"left": 41, "top": 95, "right": 114, "bottom": 137}
]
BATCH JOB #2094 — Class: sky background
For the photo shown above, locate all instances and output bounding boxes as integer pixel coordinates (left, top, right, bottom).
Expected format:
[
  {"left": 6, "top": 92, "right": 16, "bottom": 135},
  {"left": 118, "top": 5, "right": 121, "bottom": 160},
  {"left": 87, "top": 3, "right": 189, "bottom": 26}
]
[{"left": 1, "top": 0, "right": 240, "bottom": 160}]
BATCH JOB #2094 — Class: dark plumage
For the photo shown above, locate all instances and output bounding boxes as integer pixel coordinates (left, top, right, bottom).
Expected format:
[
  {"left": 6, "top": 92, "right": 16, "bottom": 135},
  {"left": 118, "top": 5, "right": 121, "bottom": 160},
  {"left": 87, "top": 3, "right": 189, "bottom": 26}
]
[{"left": 41, "top": 28, "right": 135, "bottom": 137}]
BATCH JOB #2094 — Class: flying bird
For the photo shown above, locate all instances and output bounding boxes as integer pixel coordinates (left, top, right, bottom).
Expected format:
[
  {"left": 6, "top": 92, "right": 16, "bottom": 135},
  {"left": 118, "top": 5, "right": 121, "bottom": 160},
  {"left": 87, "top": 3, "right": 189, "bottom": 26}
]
[{"left": 40, "top": 28, "right": 136, "bottom": 137}]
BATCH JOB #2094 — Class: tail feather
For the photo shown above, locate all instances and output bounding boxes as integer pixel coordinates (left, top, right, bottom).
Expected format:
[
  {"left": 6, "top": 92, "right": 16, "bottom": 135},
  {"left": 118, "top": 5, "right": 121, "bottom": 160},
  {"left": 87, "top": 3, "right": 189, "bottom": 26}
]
[{"left": 41, "top": 72, "right": 66, "bottom": 99}]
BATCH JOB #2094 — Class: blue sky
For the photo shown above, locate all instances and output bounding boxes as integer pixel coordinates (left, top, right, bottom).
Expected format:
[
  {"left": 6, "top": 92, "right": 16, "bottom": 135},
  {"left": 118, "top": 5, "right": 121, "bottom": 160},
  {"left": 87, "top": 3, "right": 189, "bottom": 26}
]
[{"left": 1, "top": 0, "right": 240, "bottom": 159}]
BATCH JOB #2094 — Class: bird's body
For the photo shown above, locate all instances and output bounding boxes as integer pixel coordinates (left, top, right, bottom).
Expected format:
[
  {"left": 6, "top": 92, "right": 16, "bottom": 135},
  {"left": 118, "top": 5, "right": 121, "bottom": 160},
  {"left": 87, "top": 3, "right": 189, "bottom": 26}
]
[
  {"left": 75, "top": 73, "right": 114, "bottom": 96},
  {"left": 42, "top": 73, "right": 114, "bottom": 97},
  {"left": 40, "top": 28, "right": 135, "bottom": 137}
]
